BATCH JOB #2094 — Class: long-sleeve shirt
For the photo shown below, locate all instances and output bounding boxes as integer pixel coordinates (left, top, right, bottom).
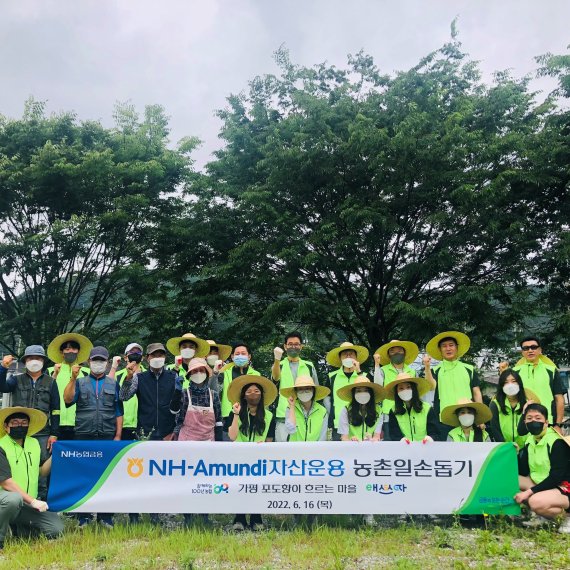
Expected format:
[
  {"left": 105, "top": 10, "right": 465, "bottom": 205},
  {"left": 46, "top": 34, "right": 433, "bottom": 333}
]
[
  {"left": 0, "top": 366, "right": 60, "bottom": 437},
  {"left": 284, "top": 405, "right": 329, "bottom": 441}
]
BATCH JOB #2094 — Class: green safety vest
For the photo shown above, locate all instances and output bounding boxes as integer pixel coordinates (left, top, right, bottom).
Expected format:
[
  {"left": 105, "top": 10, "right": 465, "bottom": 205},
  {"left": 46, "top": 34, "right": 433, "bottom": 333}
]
[
  {"left": 394, "top": 401, "right": 431, "bottom": 442},
  {"left": 276, "top": 358, "right": 316, "bottom": 418},
  {"left": 493, "top": 399, "right": 526, "bottom": 447},
  {"left": 48, "top": 364, "right": 90, "bottom": 427},
  {"left": 433, "top": 360, "right": 474, "bottom": 420},
  {"left": 526, "top": 428, "right": 562, "bottom": 485},
  {"left": 288, "top": 401, "right": 327, "bottom": 442},
  {"left": 381, "top": 363, "right": 417, "bottom": 415},
  {"left": 116, "top": 367, "right": 145, "bottom": 429},
  {"left": 221, "top": 365, "right": 260, "bottom": 418},
  {"left": 347, "top": 403, "right": 383, "bottom": 441},
  {"left": 0, "top": 434, "right": 41, "bottom": 499},
  {"left": 236, "top": 409, "right": 273, "bottom": 442},
  {"left": 166, "top": 363, "right": 191, "bottom": 390},
  {"left": 448, "top": 426, "right": 490, "bottom": 442},
  {"left": 329, "top": 368, "right": 359, "bottom": 429},
  {"left": 514, "top": 361, "right": 556, "bottom": 422}
]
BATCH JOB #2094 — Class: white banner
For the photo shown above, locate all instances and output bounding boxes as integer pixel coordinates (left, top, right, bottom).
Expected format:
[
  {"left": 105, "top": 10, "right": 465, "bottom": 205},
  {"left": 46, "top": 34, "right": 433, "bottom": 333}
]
[{"left": 48, "top": 441, "right": 520, "bottom": 515}]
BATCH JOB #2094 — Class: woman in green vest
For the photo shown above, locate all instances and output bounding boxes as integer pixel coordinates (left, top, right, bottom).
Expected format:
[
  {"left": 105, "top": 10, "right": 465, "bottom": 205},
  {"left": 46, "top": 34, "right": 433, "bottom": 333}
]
[
  {"left": 441, "top": 399, "right": 492, "bottom": 442},
  {"left": 282, "top": 376, "right": 330, "bottom": 442},
  {"left": 384, "top": 373, "right": 439, "bottom": 443},
  {"left": 326, "top": 342, "right": 369, "bottom": 441},
  {"left": 228, "top": 375, "right": 277, "bottom": 531},
  {"left": 336, "top": 377, "right": 385, "bottom": 442},
  {"left": 515, "top": 403, "right": 570, "bottom": 533},
  {"left": 488, "top": 368, "right": 539, "bottom": 448}
]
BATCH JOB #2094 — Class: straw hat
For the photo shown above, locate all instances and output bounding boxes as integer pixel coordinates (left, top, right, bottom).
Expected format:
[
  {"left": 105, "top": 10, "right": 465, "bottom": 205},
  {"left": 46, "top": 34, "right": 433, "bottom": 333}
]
[
  {"left": 523, "top": 389, "right": 540, "bottom": 404},
  {"left": 383, "top": 372, "right": 431, "bottom": 400},
  {"left": 336, "top": 376, "right": 385, "bottom": 403},
  {"left": 47, "top": 333, "right": 93, "bottom": 364},
  {"left": 515, "top": 355, "right": 557, "bottom": 368},
  {"left": 441, "top": 398, "right": 492, "bottom": 427},
  {"left": 227, "top": 375, "right": 278, "bottom": 407},
  {"left": 280, "top": 375, "right": 330, "bottom": 401},
  {"left": 326, "top": 342, "right": 369, "bottom": 367},
  {"left": 0, "top": 407, "right": 47, "bottom": 437},
  {"left": 374, "top": 340, "right": 419, "bottom": 366},
  {"left": 426, "top": 331, "right": 471, "bottom": 360},
  {"left": 206, "top": 340, "right": 232, "bottom": 362},
  {"left": 166, "top": 333, "right": 210, "bottom": 358}
]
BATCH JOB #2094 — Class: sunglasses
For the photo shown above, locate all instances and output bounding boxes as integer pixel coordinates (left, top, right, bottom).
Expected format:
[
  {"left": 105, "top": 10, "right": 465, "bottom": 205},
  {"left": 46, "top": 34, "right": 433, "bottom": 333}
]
[{"left": 521, "top": 345, "right": 540, "bottom": 351}]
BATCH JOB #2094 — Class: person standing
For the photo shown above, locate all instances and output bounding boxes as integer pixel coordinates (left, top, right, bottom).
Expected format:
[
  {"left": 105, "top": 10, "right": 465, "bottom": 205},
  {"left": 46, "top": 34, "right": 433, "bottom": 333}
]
[{"left": 166, "top": 333, "right": 212, "bottom": 389}]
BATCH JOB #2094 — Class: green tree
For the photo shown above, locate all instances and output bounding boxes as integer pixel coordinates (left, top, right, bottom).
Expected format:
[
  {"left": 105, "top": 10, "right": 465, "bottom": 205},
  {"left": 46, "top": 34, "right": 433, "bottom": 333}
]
[
  {"left": 176, "top": 40, "right": 565, "bottom": 355},
  {"left": 0, "top": 99, "right": 193, "bottom": 353}
]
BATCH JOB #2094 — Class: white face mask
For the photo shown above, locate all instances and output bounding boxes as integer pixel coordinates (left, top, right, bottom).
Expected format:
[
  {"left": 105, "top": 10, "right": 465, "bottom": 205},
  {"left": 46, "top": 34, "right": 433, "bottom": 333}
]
[
  {"left": 25, "top": 360, "right": 43, "bottom": 373},
  {"left": 190, "top": 372, "right": 207, "bottom": 385},
  {"left": 180, "top": 348, "right": 195, "bottom": 360},
  {"left": 398, "top": 389, "right": 413, "bottom": 402},
  {"left": 206, "top": 355, "right": 218, "bottom": 366},
  {"left": 297, "top": 390, "right": 313, "bottom": 403},
  {"left": 90, "top": 360, "right": 107, "bottom": 375},
  {"left": 149, "top": 357, "right": 165, "bottom": 369},
  {"left": 342, "top": 357, "right": 355, "bottom": 369},
  {"left": 355, "top": 392, "right": 371, "bottom": 405},
  {"left": 458, "top": 413, "right": 475, "bottom": 427},
  {"left": 503, "top": 384, "right": 520, "bottom": 397}
]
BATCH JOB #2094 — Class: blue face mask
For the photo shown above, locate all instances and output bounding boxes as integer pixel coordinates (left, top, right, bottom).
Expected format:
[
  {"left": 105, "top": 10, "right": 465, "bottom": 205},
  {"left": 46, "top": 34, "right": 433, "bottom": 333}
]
[{"left": 233, "top": 355, "right": 249, "bottom": 367}]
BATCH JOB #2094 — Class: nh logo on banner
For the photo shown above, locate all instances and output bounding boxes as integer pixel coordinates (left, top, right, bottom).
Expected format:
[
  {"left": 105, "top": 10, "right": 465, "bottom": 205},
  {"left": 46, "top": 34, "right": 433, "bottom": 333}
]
[{"left": 127, "top": 458, "right": 144, "bottom": 478}]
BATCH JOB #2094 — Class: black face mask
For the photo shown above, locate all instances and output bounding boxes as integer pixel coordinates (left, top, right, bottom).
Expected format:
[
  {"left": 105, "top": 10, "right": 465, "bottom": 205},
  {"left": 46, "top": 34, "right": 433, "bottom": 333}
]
[
  {"left": 64, "top": 352, "right": 78, "bottom": 364},
  {"left": 9, "top": 426, "right": 29, "bottom": 440},
  {"left": 526, "top": 421, "right": 545, "bottom": 436},
  {"left": 390, "top": 354, "right": 405, "bottom": 365},
  {"left": 127, "top": 353, "right": 143, "bottom": 363}
]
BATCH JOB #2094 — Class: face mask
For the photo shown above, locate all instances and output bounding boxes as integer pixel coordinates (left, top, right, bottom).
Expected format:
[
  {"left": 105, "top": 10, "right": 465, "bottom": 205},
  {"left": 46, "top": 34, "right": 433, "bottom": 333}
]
[
  {"left": 9, "top": 426, "right": 29, "bottom": 440},
  {"left": 127, "top": 353, "right": 143, "bottom": 363},
  {"left": 206, "top": 355, "right": 218, "bottom": 367},
  {"left": 526, "top": 421, "right": 545, "bottom": 436},
  {"left": 245, "top": 393, "right": 261, "bottom": 406},
  {"left": 458, "top": 414, "right": 475, "bottom": 427},
  {"left": 398, "top": 389, "right": 413, "bottom": 402},
  {"left": 390, "top": 353, "right": 405, "bottom": 365},
  {"left": 233, "top": 355, "right": 249, "bottom": 367},
  {"left": 286, "top": 348, "right": 300, "bottom": 358},
  {"left": 64, "top": 352, "right": 78, "bottom": 364},
  {"left": 355, "top": 392, "right": 371, "bottom": 405},
  {"left": 297, "top": 390, "right": 313, "bottom": 403},
  {"left": 180, "top": 348, "right": 195, "bottom": 360},
  {"left": 90, "top": 361, "right": 107, "bottom": 375},
  {"left": 341, "top": 358, "right": 354, "bottom": 368},
  {"left": 25, "top": 360, "right": 43, "bottom": 373},
  {"left": 190, "top": 372, "right": 207, "bottom": 385},
  {"left": 503, "top": 384, "right": 520, "bottom": 397},
  {"left": 149, "top": 357, "right": 165, "bottom": 369}
]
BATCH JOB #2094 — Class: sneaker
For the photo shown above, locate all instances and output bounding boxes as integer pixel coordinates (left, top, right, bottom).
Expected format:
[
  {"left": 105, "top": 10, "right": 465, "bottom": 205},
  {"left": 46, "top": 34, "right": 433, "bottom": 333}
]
[
  {"left": 522, "top": 513, "right": 552, "bottom": 528},
  {"left": 232, "top": 522, "right": 245, "bottom": 532},
  {"left": 251, "top": 522, "right": 265, "bottom": 532},
  {"left": 364, "top": 514, "right": 377, "bottom": 527},
  {"left": 558, "top": 516, "right": 570, "bottom": 534}
]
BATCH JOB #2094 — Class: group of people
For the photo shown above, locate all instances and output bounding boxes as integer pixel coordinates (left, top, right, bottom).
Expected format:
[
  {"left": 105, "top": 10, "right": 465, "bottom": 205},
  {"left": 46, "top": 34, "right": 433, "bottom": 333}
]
[{"left": 0, "top": 329, "right": 568, "bottom": 545}]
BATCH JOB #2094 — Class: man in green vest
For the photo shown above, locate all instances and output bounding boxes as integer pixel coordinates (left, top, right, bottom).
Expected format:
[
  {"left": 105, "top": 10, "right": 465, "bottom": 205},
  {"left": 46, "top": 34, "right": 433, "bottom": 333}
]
[
  {"left": 0, "top": 406, "right": 63, "bottom": 548},
  {"left": 47, "top": 333, "right": 92, "bottom": 441},
  {"left": 425, "top": 331, "right": 482, "bottom": 440},
  {"left": 326, "top": 342, "right": 368, "bottom": 441},
  {"left": 166, "top": 333, "right": 214, "bottom": 390},
  {"left": 0, "top": 346, "right": 60, "bottom": 500},
  {"left": 501, "top": 336, "right": 565, "bottom": 432},
  {"left": 271, "top": 331, "right": 324, "bottom": 442}
]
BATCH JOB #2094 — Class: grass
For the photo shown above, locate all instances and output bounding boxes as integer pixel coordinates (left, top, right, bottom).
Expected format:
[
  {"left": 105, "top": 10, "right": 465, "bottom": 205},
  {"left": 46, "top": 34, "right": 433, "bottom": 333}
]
[{"left": 1, "top": 514, "right": 569, "bottom": 569}]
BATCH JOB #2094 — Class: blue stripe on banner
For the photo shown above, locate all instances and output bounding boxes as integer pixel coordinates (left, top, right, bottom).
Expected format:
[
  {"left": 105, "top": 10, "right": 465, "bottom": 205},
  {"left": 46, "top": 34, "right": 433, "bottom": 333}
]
[{"left": 47, "top": 440, "right": 139, "bottom": 512}]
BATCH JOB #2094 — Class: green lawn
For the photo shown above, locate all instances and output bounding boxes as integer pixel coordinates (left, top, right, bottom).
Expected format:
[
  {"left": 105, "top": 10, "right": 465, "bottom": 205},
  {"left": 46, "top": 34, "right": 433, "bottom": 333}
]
[{"left": 1, "top": 515, "right": 569, "bottom": 569}]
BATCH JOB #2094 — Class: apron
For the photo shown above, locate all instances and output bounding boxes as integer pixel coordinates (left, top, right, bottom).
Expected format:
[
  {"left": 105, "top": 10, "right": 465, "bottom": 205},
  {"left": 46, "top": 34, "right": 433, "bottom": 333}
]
[{"left": 178, "top": 387, "right": 216, "bottom": 441}]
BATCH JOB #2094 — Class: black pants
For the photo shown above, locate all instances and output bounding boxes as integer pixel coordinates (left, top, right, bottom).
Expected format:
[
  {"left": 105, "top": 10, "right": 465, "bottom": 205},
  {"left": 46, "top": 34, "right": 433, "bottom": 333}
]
[
  {"left": 234, "top": 514, "right": 262, "bottom": 527},
  {"left": 58, "top": 426, "right": 75, "bottom": 441}
]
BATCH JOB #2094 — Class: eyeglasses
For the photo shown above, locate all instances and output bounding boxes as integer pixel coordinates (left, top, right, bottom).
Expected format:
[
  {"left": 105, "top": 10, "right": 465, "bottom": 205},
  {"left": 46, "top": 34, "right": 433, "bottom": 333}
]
[
  {"left": 521, "top": 345, "right": 540, "bottom": 351},
  {"left": 286, "top": 343, "right": 301, "bottom": 348},
  {"left": 8, "top": 420, "right": 29, "bottom": 427}
]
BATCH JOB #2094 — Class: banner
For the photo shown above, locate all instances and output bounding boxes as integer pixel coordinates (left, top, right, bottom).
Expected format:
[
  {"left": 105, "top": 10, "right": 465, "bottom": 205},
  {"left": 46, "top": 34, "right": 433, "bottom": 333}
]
[{"left": 48, "top": 441, "right": 520, "bottom": 515}]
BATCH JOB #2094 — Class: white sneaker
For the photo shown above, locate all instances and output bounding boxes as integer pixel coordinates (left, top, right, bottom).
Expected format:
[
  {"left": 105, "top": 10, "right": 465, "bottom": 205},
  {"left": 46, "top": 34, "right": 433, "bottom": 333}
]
[
  {"left": 232, "top": 522, "right": 245, "bottom": 532},
  {"left": 364, "top": 514, "right": 377, "bottom": 527},
  {"left": 558, "top": 516, "right": 570, "bottom": 534},
  {"left": 522, "top": 513, "right": 551, "bottom": 528}
]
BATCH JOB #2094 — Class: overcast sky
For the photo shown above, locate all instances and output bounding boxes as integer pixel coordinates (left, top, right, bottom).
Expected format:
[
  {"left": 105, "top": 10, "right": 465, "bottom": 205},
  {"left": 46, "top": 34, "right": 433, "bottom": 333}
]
[{"left": 1, "top": 0, "right": 569, "bottom": 168}]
